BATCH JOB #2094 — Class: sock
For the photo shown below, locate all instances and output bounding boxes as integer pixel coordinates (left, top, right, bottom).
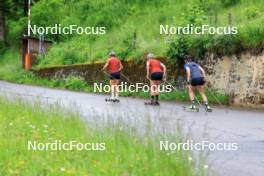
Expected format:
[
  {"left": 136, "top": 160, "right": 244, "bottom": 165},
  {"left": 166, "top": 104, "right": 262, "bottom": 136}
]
[
  {"left": 151, "top": 96, "right": 154, "bottom": 102},
  {"left": 204, "top": 102, "right": 208, "bottom": 106},
  {"left": 191, "top": 100, "right": 196, "bottom": 106},
  {"left": 115, "top": 92, "right": 119, "bottom": 99},
  {"left": 111, "top": 91, "right": 115, "bottom": 99},
  {"left": 155, "top": 95, "right": 159, "bottom": 102}
]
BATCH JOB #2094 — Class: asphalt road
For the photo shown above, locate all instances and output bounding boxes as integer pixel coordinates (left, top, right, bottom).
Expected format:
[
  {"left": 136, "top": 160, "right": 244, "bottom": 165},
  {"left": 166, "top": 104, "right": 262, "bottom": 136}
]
[{"left": 0, "top": 80, "right": 263, "bottom": 176}]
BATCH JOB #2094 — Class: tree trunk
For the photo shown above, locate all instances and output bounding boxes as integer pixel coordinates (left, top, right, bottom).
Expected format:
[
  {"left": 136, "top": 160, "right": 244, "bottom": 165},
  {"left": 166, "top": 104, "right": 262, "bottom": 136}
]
[
  {"left": 0, "top": 10, "right": 5, "bottom": 41},
  {"left": 24, "top": 0, "right": 28, "bottom": 16}
]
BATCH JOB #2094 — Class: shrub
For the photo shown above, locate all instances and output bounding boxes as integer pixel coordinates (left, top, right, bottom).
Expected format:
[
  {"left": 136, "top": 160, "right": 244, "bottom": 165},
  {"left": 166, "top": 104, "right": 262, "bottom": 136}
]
[
  {"left": 220, "top": 0, "right": 240, "bottom": 7},
  {"left": 0, "top": 40, "right": 6, "bottom": 54},
  {"left": 244, "top": 6, "right": 259, "bottom": 19},
  {"left": 64, "top": 75, "right": 88, "bottom": 91},
  {"left": 167, "top": 36, "right": 189, "bottom": 64}
]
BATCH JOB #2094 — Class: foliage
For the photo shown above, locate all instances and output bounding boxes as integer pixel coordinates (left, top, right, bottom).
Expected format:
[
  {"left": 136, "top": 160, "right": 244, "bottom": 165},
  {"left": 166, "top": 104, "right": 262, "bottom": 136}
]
[
  {"left": 244, "top": 6, "right": 259, "bottom": 20},
  {"left": 220, "top": 0, "right": 240, "bottom": 7},
  {"left": 167, "top": 36, "right": 188, "bottom": 64},
  {"left": 0, "top": 98, "right": 203, "bottom": 176},
  {"left": 64, "top": 75, "right": 88, "bottom": 91}
]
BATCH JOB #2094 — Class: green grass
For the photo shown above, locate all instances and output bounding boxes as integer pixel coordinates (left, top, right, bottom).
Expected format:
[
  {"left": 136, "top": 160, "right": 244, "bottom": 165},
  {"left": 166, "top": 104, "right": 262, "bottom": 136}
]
[
  {"left": 0, "top": 97, "right": 205, "bottom": 176},
  {"left": 17, "top": 0, "right": 263, "bottom": 67},
  {"left": 3, "top": 0, "right": 264, "bottom": 67}
]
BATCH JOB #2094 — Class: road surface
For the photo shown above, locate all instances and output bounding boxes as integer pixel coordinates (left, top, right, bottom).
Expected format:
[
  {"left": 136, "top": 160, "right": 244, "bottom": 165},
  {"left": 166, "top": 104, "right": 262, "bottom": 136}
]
[{"left": 0, "top": 80, "right": 263, "bottom": 176}]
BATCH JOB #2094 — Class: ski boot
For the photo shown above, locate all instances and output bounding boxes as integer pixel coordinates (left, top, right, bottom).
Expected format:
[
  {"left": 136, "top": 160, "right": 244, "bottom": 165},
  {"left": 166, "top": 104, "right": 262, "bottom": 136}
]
[
  {"left": 183, "top": 105, "right": 199, "bottom": 112},
  {"left": 105, "top": 98, "right": 115, "bottom": 102},
  {"left": 205, "top": 104, "right": 212, "bottom": 112}
]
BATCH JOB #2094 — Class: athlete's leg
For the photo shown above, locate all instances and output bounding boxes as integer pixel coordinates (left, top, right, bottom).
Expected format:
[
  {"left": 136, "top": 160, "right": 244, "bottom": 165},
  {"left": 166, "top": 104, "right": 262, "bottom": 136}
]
[
  {"left": 197, "top": 85, "right": 208, "bottom": 103},
  {"left": 154, "top": 80, "right": 160, "bottom": 104},
  {"left": 197, "top": 85, "right": 212, "bottom": 111},
  {"left": 110, "top": 79, "right": 115, "bottom": 100},
  {"left": 188, "top": 85, "right": 197, "bottom": 108},
  {"left": 150, "top": 80, "right": 156, "bottom": 103},
  {"left": 114, "top": 79, "right": 120, "bottom": 100},
  {"left": 188, "top": 85, "right": 195, "bottom": 102}
]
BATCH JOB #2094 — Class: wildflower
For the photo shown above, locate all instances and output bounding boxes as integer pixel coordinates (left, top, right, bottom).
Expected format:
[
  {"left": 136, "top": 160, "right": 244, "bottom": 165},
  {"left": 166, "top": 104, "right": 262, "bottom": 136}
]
[
  {"left": 9, "top": 122, "right": 13, "bottom": 126},
  {"left": 30, "top": 125, "right": 35, "bottom": 129},
  {"left": 60, "top": 167, "right": 65, "bottom": 172},
  {"left": 43, "top": 124, "right": 48, "bottom": 128}
]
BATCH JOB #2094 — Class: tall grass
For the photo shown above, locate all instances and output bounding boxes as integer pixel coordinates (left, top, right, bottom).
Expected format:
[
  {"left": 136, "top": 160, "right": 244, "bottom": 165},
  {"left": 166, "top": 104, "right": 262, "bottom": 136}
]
[{"left": 0, "top": 97, "right": 206, "bottom": 175}]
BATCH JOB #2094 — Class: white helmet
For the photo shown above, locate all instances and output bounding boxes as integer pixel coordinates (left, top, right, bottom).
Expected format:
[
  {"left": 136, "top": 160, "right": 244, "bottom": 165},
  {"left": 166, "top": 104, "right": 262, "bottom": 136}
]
[
  {"left": 109, "top": 51, "right": 116, "bottom": 56},
  {"left": 147, "top": 53, "right": 155, "bottom": 59}
]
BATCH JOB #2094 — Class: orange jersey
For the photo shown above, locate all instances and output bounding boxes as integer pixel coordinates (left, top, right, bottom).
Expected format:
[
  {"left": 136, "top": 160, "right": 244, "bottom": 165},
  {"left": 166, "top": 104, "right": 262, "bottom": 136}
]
[
  {"left": 148, "top": 59, "right": 163, "bottom": 73},
  {"left": 108, "top": 57, "right": 121, "bottom": 73}
]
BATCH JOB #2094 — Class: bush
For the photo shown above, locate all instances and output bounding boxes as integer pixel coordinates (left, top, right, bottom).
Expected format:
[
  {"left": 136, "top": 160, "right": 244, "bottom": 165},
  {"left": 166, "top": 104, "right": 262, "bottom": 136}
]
[
  {"left": 244, "top": 6, "right": 259, "bottom": 19},
  {"left": 220, "top": 0, "right": 240, "bottom": 7},
  {"left": 167, "top": 36, "right": 188, "bottom": 64},
  {"left": 0, "top": 40, "right": 6, "bottom": 54},
  {"left": 64, "top": 75, "right": 88, "bottom": 91}
]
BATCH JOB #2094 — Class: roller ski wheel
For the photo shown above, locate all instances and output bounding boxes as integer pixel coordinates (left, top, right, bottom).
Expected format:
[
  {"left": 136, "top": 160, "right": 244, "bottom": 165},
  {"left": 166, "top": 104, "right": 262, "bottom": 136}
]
[
  {"left": 114, "top": 99, "right": 120, "bottom": 103},
  {"left": 183, "top": 106, "right": 199, "bottom": 112},
  {"left": 144, "top": 101, "right": 158, "bottom": 106},
  {"left": 105, "top": 98, "right": 119, "bottom": 102}
]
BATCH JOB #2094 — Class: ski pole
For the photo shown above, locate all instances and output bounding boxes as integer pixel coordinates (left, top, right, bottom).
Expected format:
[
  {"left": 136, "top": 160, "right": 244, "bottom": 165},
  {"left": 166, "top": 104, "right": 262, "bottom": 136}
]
[{"left": 205, "top": 84, "right": 228, "bottom": 111}]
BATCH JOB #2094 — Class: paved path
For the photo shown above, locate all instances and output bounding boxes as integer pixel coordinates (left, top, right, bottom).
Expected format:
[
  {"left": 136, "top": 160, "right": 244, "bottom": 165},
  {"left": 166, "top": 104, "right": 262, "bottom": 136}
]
[{"left": 0, "top": 81, "right": 263, "bottom": 176}]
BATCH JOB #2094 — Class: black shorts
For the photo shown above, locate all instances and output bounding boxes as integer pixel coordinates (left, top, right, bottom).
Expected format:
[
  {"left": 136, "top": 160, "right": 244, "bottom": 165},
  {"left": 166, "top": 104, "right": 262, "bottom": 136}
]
[
  {"left": 191, "top": 77, "right": 205, "bottom": 86},
  {"left": 150, "top": 72, "right": 163, "bottom": 81},
  {"left": 110, "top": 72, "right": 120, "bottom": 80}
]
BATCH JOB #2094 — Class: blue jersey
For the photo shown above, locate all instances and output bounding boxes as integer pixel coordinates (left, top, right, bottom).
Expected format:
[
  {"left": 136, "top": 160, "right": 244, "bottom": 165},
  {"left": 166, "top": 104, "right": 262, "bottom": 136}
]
[{"left": 184, "top": 62, "right": 203, "bottom": 79}]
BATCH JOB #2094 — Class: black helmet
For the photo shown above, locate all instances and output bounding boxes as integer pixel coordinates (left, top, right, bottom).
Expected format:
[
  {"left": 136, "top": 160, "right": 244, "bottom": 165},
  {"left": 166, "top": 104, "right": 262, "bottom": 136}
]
[{"left": 183, "top": 55, "right": 194, "bottom": 63}]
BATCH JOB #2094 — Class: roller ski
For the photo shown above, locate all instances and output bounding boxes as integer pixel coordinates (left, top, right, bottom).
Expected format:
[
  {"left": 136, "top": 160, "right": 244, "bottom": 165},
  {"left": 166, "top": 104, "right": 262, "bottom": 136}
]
[
  {"left": 105, "top": 98, "right": 120, "bottom": 103},
  {"left": 144, "top": 101, "right": 160, "bottom": 106},
  {"left": 183, "top": 105, "right": 199, "bottom": 112}
]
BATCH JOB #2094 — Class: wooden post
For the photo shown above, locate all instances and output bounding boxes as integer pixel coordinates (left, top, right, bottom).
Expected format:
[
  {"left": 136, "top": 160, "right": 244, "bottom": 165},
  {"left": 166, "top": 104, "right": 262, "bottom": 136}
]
[
  {"left": 228, "top": 13, "right": 232, "bottom": 26},
  {"left": 25, "top": 52, "right": 31, "bottom": 71}
]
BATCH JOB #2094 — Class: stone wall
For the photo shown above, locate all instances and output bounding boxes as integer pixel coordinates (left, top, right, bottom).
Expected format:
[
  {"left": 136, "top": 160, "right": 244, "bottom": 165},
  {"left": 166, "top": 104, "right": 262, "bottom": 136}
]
[
  {"left": 35, "top": 52, "right": 264, "bottom": 110},
  {"left": 202, "top": 51, "right": 264, "bottom": 109}
]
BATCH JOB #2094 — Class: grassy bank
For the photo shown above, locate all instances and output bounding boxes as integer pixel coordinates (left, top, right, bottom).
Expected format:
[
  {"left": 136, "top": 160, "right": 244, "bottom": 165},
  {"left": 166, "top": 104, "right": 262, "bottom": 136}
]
[
  {"left": 28, "top": 0, "right": 264, "bottom": 67},
  {"left": 0, "top": 97, "right": 205, "bottom": 175},
  {"left": 2, "top": 0, "right": 264, "bottom": 68}
]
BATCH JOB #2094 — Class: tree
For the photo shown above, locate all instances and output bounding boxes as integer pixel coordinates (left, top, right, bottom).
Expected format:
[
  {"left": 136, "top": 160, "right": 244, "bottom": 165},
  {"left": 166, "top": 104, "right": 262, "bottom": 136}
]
[{"left": 0, "top": 0, "right": 27, "bottom": 45}]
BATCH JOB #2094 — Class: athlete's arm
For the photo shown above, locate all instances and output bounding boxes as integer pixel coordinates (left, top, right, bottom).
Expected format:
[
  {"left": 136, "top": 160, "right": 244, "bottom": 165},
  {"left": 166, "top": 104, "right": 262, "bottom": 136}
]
[
  {"left": 119, "top": 61, "right": 123, "bottom": 71},
  {"left": 161, "top": 63, "right": 167, "bottom": 80},
  {"left": 186, "top": 67, "right": 191, "bottom": 84},
  {"left": 102, "top": 60, "right": 109, "bottom": 70},
  {"left": 146, "top": 61, "right": 150, "bottom": 79},
  {"left": 198, "top": 66, "right": 206, "bottom": 77}
]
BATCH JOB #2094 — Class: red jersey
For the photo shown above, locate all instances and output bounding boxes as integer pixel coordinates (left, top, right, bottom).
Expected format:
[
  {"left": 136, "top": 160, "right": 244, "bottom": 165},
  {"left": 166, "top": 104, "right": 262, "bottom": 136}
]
[
  {"left": 148, "top": 59, "right": 163, "bottom": 73},
  {"left": 108, "top": 57, "right": 121, "bottom": 73}
]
